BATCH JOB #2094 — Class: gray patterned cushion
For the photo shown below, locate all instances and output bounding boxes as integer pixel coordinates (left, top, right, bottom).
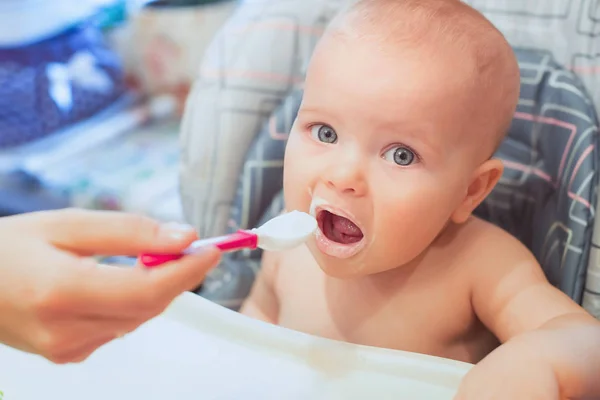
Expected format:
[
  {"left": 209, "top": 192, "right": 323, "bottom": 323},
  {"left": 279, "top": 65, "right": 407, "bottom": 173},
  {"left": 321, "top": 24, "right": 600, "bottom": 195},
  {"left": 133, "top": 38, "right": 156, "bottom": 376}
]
[
  {"left": 475, "top": 48, "right": 598, "bottom": 305},
  {"left": 198, "top": 49, "right": 600, "bottom": 315}
]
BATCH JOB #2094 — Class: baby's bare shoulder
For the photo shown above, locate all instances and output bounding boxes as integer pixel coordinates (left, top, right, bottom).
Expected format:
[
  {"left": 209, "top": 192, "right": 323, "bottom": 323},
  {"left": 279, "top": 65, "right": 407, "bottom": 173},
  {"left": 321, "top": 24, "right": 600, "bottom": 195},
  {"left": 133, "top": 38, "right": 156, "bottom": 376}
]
[
  {"left": 445, "top": 216, "right": 545, "bottom": 293},
  {"left": 454, "top": 218, "right": 587, "bottom": 343},
  {"left": 454, "top": 217, "right": 538, "bottom": 267}
]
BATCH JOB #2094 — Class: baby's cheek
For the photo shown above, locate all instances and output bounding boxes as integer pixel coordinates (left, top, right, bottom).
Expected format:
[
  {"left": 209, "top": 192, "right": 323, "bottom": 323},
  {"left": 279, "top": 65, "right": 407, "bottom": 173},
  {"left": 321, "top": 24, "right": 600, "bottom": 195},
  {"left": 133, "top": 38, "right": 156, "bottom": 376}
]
[
  {"left": 377, "top": 200, "right": 421, "bottom": 239},
  {"left": 285, "top": 144, "right": 322, "bottom": 210},
  {"left": 375, "top": 189, "right": 445, "bottom": 248},
  {"left": 283, "top": 175, "right": 301, "bottom": 211},
  {"left": 283, "top": 165, "right": 311, "bottom": 212}
]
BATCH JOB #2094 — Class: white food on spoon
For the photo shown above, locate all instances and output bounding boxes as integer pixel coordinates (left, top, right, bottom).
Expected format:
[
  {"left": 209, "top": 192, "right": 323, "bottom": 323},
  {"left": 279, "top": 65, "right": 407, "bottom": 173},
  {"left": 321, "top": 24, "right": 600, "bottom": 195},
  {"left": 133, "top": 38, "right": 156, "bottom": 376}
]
[{"left": 252, "top": 210, "right": 317, "bottom": 251}]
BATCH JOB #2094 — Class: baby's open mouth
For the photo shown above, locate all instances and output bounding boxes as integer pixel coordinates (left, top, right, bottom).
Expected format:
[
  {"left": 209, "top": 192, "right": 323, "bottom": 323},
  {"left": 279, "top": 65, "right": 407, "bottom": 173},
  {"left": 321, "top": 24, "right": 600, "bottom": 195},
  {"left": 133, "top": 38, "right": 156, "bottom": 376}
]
[{"left": 317, "top": 210, "right": 364, "bottom": 244}]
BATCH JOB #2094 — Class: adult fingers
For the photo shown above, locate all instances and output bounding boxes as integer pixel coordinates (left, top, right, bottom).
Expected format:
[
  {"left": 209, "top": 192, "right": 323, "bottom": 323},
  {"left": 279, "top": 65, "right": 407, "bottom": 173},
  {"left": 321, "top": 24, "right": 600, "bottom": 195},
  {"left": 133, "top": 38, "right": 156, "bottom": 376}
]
[
  {"left": 35, "top": 209, "right": 198, "bottom": 256},
  {"left": 33, "top": 315, "right": 146, "bottom": 364},
  {"left": 62, "top": 247, "right": 220, "bottom": 317},
  {"left": 48, "top": 335, "right": 117, "bottom": 364},
  {"left": 146, "top": 246, "right": 222, "bottom": 301}
]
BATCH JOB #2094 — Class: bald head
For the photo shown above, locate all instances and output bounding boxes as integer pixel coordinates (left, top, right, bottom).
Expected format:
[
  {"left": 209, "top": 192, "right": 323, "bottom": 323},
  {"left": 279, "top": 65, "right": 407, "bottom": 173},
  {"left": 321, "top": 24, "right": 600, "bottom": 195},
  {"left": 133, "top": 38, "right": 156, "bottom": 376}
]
[{"left": 325, "top": 0, "right": 520, "bottom": 156}]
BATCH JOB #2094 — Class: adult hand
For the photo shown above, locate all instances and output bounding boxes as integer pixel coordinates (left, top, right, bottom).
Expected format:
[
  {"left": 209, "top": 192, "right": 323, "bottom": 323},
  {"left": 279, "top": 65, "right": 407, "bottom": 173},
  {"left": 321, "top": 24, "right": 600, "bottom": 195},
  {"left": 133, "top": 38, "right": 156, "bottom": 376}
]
[{"left": 0, "top": 208, "right": 220, "bottom": 364}]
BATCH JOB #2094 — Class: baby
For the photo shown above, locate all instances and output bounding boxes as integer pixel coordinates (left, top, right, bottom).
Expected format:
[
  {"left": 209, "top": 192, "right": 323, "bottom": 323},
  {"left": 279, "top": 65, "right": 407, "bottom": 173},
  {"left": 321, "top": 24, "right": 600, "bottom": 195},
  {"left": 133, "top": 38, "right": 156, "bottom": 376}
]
[{"left": 241, "top": 0, "right": 600, "bottom": 398}]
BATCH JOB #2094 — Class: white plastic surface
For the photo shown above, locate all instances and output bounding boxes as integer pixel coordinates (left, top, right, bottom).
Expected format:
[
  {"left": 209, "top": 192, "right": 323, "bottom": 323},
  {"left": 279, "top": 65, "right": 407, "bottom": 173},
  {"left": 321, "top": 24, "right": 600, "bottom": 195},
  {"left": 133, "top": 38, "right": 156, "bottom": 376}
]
[{"left": 0, "top": 293, "right": 471, "bottom": 399}]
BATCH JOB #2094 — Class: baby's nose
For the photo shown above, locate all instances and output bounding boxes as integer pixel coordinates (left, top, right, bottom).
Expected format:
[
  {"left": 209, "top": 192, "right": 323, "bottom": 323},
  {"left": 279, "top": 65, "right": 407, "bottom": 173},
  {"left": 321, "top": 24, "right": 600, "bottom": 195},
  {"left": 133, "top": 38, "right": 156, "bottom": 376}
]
[{"left": 324, "top": 161, "right": 367, "bottom": 196}]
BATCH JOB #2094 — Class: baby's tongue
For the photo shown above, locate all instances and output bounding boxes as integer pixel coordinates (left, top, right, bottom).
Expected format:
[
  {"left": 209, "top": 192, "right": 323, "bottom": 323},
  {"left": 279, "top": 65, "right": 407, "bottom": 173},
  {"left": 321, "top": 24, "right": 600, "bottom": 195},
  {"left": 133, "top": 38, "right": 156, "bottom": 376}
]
[{"left": 331, "top": 214, "right": 362, "bottom": 237}]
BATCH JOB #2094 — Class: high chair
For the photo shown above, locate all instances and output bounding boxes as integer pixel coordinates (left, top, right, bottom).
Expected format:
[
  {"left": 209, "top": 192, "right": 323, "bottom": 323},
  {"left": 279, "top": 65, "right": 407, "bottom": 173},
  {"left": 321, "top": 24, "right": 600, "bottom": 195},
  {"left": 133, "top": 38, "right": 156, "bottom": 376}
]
[
  {"left": 178, "top": 0, "right": 600, "bottom": 319},
  {"left": 1, "top": 2, "right": 599, "bottom": 399}
]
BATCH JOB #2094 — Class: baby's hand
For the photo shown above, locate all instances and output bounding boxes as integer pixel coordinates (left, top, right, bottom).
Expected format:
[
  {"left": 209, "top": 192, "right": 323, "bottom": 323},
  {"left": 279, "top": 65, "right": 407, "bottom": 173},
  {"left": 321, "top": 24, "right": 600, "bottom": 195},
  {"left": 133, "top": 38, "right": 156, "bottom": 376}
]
[{"left": 454, "top": 340, "right": 560, "bottom": 400}]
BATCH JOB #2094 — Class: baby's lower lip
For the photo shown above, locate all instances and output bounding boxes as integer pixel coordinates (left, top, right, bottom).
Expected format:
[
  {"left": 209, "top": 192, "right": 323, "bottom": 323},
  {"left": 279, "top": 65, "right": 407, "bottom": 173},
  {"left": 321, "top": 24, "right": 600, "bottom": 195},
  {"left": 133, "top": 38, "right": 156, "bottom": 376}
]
[{"left": 314, "top": 225, "right": 365, "bottom": 259}]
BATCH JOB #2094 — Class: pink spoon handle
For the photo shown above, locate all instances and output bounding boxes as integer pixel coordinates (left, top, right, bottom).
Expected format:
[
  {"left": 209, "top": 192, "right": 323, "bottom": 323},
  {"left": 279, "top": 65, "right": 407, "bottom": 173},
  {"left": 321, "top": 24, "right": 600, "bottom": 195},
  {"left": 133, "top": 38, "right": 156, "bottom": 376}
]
[{"left": 140, "top": 230, "right": 258, "bottom": 268}]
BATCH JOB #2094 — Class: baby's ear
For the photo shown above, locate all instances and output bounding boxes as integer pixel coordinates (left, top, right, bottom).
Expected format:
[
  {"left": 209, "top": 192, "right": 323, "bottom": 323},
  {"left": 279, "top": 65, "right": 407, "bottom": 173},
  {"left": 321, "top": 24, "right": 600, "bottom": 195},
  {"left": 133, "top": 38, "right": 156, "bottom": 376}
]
[{"left": 451, "top": 159, "right": 503, "bottom": 224}]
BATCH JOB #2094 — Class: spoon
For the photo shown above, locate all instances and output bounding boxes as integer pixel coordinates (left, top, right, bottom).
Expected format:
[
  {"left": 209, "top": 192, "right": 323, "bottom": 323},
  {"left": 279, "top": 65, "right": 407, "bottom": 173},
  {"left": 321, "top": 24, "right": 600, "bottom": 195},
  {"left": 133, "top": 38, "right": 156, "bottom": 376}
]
[{"left": 139, "top": 210, "right": 317, "bottom": 267}]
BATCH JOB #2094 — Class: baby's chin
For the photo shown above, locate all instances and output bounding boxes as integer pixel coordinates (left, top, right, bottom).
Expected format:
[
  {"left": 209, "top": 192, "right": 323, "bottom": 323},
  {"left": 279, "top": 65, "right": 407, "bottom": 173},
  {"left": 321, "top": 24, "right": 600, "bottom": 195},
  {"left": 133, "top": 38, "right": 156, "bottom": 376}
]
[
  {"left": 306, "top": 240, "right": 371, "bottom": 279},
  {"left": 306, "top": 238, "right": 420, "bottom": 280}
]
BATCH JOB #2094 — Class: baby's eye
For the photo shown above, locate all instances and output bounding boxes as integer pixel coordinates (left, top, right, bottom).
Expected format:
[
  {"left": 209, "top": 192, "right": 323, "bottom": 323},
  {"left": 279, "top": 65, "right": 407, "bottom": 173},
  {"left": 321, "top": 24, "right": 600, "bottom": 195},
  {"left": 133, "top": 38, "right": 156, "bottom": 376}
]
[
  {"left": 383, "top": 146, "right": 416, "bottom": 166},
  {"left": 311, "top": 124, "right": 338, "bottom": 144}
]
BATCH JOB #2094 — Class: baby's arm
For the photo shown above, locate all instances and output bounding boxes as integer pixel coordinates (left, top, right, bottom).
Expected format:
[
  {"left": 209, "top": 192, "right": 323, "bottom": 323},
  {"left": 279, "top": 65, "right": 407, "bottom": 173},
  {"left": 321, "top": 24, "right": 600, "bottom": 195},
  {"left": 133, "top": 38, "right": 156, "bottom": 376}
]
[
  {"left": 470, "top": 233, "right": 600, "bottom": 398},
  {"left": 239, "top": 250, "right": 280, "bottom": 324}
]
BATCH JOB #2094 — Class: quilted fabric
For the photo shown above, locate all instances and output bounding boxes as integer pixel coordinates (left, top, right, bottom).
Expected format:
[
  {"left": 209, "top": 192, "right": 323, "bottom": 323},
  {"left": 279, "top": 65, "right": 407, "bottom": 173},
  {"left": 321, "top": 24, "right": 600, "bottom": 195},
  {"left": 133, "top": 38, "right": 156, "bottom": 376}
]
[{"left": 197, "top": 50, "right": 600, "bottom": 316}]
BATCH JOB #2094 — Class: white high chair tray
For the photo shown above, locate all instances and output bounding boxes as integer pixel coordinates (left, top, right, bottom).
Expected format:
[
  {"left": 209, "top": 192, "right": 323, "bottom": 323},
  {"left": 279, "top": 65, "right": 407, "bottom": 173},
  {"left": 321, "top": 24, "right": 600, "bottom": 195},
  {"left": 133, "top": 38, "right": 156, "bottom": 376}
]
[{"left": 0, "top": 292, "right": 471, "bottom": 399}]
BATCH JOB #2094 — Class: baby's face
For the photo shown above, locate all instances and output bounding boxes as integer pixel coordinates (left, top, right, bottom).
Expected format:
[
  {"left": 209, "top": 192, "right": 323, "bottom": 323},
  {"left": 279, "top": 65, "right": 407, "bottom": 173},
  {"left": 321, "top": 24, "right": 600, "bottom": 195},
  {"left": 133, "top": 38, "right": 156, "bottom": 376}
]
[{"left": 284, "top": 33, "right": 485, "bottom": 278}]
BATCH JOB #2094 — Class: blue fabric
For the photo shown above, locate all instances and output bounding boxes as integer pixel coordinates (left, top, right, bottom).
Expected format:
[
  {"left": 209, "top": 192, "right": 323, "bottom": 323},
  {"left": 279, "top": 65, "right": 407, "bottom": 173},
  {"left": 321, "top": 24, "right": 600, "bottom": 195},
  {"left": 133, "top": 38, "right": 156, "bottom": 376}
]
[{"left": 0, "top": 23, "right": 125, "bottom": 148}]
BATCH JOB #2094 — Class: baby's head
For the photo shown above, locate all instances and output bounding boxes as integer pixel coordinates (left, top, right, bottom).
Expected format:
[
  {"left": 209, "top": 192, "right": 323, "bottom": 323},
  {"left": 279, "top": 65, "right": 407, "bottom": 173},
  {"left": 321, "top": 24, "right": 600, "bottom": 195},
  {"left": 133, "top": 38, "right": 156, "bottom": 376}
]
[{"left": 283, "top": 0, "right": 520, "bottom": 278}]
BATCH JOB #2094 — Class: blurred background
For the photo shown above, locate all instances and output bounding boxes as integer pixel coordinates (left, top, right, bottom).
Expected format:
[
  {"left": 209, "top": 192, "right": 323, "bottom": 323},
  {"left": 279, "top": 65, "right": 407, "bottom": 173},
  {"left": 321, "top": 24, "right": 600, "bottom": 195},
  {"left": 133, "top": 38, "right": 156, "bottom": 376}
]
[{"left": 0, "top": 0, "right": 237, "bottom": 222}]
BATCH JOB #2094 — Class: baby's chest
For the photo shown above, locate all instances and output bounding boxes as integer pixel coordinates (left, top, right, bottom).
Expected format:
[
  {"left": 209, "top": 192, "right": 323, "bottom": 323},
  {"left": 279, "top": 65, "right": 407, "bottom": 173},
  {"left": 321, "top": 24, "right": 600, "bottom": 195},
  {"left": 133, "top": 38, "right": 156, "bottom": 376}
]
[{"left": 273, "top": 253, "right": 495, "bottom": 362}]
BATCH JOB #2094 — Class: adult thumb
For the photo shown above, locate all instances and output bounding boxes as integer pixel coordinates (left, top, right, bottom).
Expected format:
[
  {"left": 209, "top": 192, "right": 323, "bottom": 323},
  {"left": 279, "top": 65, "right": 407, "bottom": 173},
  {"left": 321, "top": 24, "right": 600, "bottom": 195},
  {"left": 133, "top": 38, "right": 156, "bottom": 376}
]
[{"left": 148, "top": 246, "right": 221, "bottom": 300}]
